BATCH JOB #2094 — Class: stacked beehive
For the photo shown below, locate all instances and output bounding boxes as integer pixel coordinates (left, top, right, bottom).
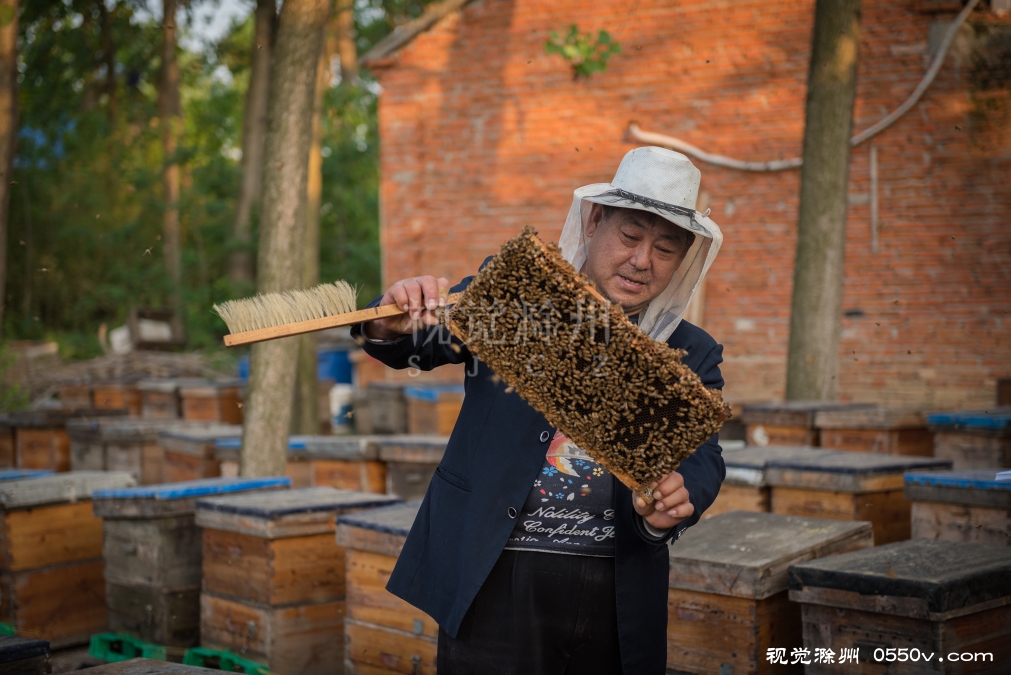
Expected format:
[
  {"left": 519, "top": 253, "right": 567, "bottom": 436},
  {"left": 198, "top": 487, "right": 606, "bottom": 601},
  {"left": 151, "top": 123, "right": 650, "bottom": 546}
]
[
  {"left": 92, "top": 477, "right": 291, "bottom": 651},
  {"left": 67, "top": 417, "right": 189, "bottom": 484},
  {"left": 196, "top": 487, "right": 400, "bottom": 674},
  {"left": 0, "top": 471, "right": 136, "bottom": 648},
  {"left": 157, "top": 424, "right": 241, "bottom": 482}
]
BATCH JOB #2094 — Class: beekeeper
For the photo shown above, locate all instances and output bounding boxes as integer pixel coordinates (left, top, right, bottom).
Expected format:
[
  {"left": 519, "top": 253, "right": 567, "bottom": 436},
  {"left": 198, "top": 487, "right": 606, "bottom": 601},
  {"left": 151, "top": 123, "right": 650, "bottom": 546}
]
[{"left": 353, "top": 147, "right": 726, "bottom": 675}]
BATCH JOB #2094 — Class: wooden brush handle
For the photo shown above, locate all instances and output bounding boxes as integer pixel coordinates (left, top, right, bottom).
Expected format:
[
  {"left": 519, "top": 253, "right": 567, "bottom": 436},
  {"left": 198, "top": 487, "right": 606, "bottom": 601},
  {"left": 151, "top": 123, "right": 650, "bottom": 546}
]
[{"left": 223, "top": 292, "right": 465, "bottom": 347}]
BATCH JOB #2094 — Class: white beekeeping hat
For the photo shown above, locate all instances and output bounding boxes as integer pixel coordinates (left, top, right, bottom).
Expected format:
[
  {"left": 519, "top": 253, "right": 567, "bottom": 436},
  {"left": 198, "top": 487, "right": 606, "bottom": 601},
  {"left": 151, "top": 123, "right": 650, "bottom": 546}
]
[{"left": 558, "top": 146, "right": 724, "bottom": 343}]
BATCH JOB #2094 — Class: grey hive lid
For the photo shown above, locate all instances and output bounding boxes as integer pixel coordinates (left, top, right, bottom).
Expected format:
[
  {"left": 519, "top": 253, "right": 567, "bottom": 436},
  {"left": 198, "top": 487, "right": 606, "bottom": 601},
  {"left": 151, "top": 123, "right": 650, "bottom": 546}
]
[
  {"left": 196, "top": 486, "right": 402, "bottom": 537},
  {"left": 0, "top": 471, "right": 136, "bottom": 509},
  {"left": 301, "top": 435, "right": 381, "bottom": 460},
  {"left": 722, "top": 446, "right": 835, "bottom": 486},
  {"left": 740, "top": 401, "right": 877, "bottom": 427},
  {"left": 788, "top": 539, "right": 1011, "bottom": 614},
  {"left": 158, "top": 423, "right": 242, "bottom": 442},
  {"left": 196, "top": 486, "right": 400, "bottom": 519},
  {"left": 668, "top": 511, "right": 873, "bottom": 599},
  {"left": 338, "top": 500, "right": 421, "bottom": 537},
  {"left": 66, "top": 416, "right": 185, "bottom": 442},
  {"left": 0, "top": 635, "right": 50, "bottom": 663},
  {"left": 764, "top": 450, "right": 952, "bottom": 491}
]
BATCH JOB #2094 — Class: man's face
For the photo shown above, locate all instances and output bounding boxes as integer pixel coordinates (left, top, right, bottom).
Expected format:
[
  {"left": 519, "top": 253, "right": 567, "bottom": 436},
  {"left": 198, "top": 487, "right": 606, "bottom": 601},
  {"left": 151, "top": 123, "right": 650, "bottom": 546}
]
[{"left": 581, "top": 204, "right": 694, "bottom": 316}]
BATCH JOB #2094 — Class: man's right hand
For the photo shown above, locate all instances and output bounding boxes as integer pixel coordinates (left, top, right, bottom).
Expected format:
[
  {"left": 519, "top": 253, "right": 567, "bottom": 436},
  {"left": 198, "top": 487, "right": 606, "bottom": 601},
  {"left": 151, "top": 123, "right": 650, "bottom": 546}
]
[{"left": 363, "top": 275, "right": 451, "bottom": 341}]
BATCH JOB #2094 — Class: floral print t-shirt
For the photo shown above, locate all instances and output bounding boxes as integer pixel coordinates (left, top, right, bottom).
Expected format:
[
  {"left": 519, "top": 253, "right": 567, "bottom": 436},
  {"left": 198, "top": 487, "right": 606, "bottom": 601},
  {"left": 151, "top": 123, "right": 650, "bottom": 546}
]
[{"left": 504, "top": 430, "right": 615, "bottom": 557}]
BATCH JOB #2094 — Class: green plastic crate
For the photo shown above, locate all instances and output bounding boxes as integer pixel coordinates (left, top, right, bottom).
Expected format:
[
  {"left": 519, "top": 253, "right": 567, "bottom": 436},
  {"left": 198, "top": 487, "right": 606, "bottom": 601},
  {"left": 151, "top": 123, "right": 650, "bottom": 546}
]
[
  {"left": 182, "top": 647, "right": 270, "bottom": 674},
  {"left": 0, "top": 623, "right": 17, "bottom": 636},
  {"left": 89, "top": 633, "right": 168, "bottom": 662}
]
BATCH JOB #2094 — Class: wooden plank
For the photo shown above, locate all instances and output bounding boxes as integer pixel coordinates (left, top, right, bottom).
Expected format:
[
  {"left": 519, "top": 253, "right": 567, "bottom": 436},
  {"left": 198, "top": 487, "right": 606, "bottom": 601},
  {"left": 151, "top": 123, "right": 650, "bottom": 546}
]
[
  {"left": 770, "top": 487, "right": 911, "bottom": 544},
  {"left": 313, "top": 459, "right": 387, "bottom": 493},
  {"left": 741, "top": 402, "right": 876, "bottom": 429},
  {"left": 763, "top": 451, "right": 951, "bottom": 492},
  {"left": 345, "top": 549, "right": 438, "bottom": 638},
  {"left": 910, "top": 501, "right": 1011, "bottom": 547},
  {"left": 666, "top": 588, "right": 802, "bottom": 675},
  {"left": 202, "top": 529, "right": 345, "bottom": 606},
  {"left": 140, "top": 390, "right": 181, "bottom": 419},
  {"left": 668, "top": 511, "right": 873, "bottom": 599},
  {"left": 702, "top": 484, "right": 769, "bottom": 519},
  {"left": 15, "top": 428, "right": 70, "bottom": 472},
  {"left": 344, "top": 617, "right": 436, "bottom": 675},
  {"left": 105, "top": 581, "right": 200, "bottom": 648},
  {"left": 385, "top": 463, "right": 437, "bottom": 502},
  {"left": 0, "top": 635, "right": 51, "bottom": 675},
  {"left": 364, "top": 384, "right": 408, "bottom": 435},
  {"left": 102, "top": 516, "right": 202, "bottom": 588},
  {"left": 1, "top": 501, "right": 104, "bottom": 571},
  {"left": 787, "top": 539, "right": 1011, "bottom": 616},
  {"left": 70, "top": 441, "right": 105, "bottom": 472},
  {"left": 745, "top": 424, "right": 817, "bottom": 448},
  {"left": 336, "top": 503, "right": 418, "bottom": 557},
  {"left": 180, "top": 386, "right": 243, "bottom": 425},
  {"left": 0, "top": 559, "right": 106, "bottom": 649},
  {"left": 933, "top": 432, "right": 1011, "bottom": 470},
  {"left": 200, "top": 592, "right": 345, "bottom": 675},
  {"left": 163, "top": 451, "right": 220, "bottom": 483},
  {"left": 813, "top": 407, "right": 925, "bottom": 429},
  {"left": 0, "top": 471, "right": 135, "bottom": 510},
  {"left": 819, "top": 427, "right": 934, "bottom": 456},
  {"left": 67, "top": 659, "right": 220, "bottom": 674},
  {"left": 797, "top": 601, "right": 1011, "bottom": 674},
  {"left": 0, "top": 426, "right": 14, "bottom": 468},
  {"left": 374, "top": 436, "right": 447, "bottom": 464}
]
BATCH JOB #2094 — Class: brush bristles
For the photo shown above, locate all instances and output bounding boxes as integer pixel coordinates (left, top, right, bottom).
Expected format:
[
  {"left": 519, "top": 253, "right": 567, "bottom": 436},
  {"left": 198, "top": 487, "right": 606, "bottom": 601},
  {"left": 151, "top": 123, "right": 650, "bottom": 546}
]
[{"left": 213, "top": 281, "right": 358, "bottom": 334}]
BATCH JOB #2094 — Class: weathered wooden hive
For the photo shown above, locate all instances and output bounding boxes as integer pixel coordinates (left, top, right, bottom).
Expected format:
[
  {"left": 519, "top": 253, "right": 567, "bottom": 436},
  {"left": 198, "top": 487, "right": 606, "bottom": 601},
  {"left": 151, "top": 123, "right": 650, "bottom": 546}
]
[
  {"left": 704, "top": 445, "right": 833, "bottom": 518},
  {"left": 373, "top": 436, "right": 448, "bottom": 501},
  {"left": 740, "top": 402, "right": 875, "bottom": 448},
  {"left": 814, "top": 407, "right": 933, "bottom": 456},
  {"left": 928, "top": 408, "right": 1011, "bottom": 470},
  {"left": 905, "top": 468, "right": 1010, "bottom": 546},
  {"left": 196, "top": 487, "right": 401, "bottom": 675},
  {"left": 91, "top": 477, "right": 290, "bottom": 648},
  {"left": 157, "top": 424, "right": 241, "bottom": 482}
]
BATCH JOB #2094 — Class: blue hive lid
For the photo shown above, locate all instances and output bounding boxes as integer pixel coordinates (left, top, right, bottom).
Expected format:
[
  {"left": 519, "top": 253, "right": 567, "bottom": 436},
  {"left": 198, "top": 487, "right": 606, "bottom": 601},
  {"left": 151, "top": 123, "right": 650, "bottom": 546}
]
[
  {"left": 92, "top": 476, "right": 290, "bottom": 500},
  {"left": 403, "top": 384, "right": 465, "bottom": 402},
  {"left": 904, "top": 469, "right": 1011, "bottom": 492},
  {"left": 927, "top": 408, "right": 1011, "bottom": 431}
]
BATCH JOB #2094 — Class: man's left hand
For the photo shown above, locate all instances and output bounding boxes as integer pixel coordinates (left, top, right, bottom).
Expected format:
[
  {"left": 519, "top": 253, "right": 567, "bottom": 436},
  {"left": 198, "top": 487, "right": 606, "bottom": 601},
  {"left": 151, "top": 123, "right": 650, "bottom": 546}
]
[{"left": 632, "top": 471, "right": 693, "bottom": 531}]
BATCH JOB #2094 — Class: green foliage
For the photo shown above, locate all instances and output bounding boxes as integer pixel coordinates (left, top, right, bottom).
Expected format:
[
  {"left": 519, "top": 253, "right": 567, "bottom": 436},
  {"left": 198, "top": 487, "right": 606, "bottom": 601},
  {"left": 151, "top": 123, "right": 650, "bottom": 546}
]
[
  {"left": 4, "top": 0, "right": 435, "bottom": 360},
  {"left": 0, "top": 345, "right": 30, "bottom": 412},
  {"left": 545, "top": 25, "right": 621, "bottom": 79}
]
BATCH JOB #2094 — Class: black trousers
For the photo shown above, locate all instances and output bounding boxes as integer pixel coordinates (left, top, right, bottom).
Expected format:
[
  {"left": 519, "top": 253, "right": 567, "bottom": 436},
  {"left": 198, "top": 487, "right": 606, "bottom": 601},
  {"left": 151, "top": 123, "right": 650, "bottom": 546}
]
[{"left": 437, "top": 549, "right": 622, "bottom": 675}]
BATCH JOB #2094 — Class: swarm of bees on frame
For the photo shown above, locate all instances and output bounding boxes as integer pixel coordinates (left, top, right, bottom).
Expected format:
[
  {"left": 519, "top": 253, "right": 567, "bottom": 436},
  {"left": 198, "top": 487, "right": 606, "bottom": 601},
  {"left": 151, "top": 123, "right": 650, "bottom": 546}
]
[{"left": 448, "top": 226, "right": 731, "bottom": 492}]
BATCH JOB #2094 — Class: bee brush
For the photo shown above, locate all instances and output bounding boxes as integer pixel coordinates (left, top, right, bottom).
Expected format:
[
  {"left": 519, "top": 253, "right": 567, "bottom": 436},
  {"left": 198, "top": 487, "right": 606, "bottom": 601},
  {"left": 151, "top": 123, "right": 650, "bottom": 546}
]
[{"left": 213, "top": 280, "right": 464, "bottom": 347}]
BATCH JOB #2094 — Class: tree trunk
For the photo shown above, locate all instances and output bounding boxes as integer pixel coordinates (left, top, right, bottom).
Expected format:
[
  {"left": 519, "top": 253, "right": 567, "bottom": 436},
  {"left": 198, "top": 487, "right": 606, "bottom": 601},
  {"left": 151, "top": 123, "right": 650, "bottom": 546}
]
[
  {"left": 785, "top": 0, "right": 861, "bottom": 402},
  {"left": 161, "top": 0, "right": 182, "bottom": 313},
  {"left": 229, "top": 0, "right": 276, "bottom": 286},
  {"left": 241, "top": 0, "right": 330, "bottom": 476},
  {"left": 336, "top": 0, "right": 357, "bottom": 82},
  {"left": 293, "top": 12, "right": 338, "bottom": 436},
  {"left": 0, "top": 0, "right": 17, "bottom": 339}
]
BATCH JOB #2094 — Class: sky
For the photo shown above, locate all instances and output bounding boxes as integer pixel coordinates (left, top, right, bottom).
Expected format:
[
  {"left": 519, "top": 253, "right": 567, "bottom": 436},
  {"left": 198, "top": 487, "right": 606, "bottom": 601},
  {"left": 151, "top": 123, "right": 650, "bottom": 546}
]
[{"left": 132, "top": 0, "right": 252, "bottom": 51}]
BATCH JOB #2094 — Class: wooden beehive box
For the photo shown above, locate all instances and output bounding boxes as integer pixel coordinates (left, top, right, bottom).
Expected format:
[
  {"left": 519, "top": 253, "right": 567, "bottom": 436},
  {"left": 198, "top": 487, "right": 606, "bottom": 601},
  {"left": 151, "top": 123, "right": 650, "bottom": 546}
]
[
  {"left": 815, "top": 407, "right": 933, "bottom": 456},
  {"left": 178, "top": 380, "right": 244, "bottom": 425},
  {"left": 336, "top": 502, "right": 436, "bottom": 675},
  {"left": 0, "top": 471, "right": 136, "bottom": 648},
  {"left": 0, "top": 417, "right": 14, "bottom": 468},
  {"left": 765, "top": 450, "right": 952, "bottom": 544},
  {"left": 375, "top": 436, "right": 447, "bottom": 501},
  {"left": 0, "top": 635, "right": 51, "bottom": 675},
  {"left": 59, "top": 381, "right": 93, "bottom": 409},
  {"left": 4, "top": 409, "right": 125, "bottom": 473},
  {"left": 928, "top": 408, "right": 1011, "bottom": 470},
  {"left": 158, "top": 424, "right": 241, "bottom": 482},
  {"left": 303, "top": 435, "right": 386, "bottom": 493},
  {"left": 67, "top": 417, "right": 190, "bottom": 484},
  {"left": 905, "top": 469, "right": 1010, "bottom": 546},
  {"left": 196, "top": 487, "right": 401, "bottom": 675},
  {"left": 667, "top": 511, "right": 873, "bottom": 675},
  {"left": 740, "top": 402, "right": 876, "bottom": 448},
  {"left": 361, "top": 383, "right": 408, "bottom": 434},
  {"left": 137, "top": 378, "right": 203, "bottom": 420},
  {"left": 215, "top": 435, "right": 313, "bottom": 487},
  {"left": 91, "top": 476, "right": 291, "bottom": 648},
  {"left": 404, "top": 385, "right": 464, "bottom": 437},
  {"left": 92, "top": 380, "right": 143, "bottom": 416},
  {"left": 705, "top": 446, "right": 835, "bottom": 519},
  {"left": 789, "top": 539, "right": 1011, "bottom": 674}
]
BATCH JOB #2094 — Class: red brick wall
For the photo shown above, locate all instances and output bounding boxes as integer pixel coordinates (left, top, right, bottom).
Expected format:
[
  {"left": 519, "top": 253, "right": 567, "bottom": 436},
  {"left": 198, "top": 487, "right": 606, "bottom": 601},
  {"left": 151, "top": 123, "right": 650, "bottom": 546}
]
[{"left": 371, "top": 0, "right": 1011, "bottom": 409}]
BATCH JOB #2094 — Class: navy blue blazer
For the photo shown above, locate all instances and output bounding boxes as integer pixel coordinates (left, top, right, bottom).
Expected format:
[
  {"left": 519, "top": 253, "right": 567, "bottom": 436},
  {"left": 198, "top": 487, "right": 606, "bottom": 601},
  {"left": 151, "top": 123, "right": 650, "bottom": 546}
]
[{"left": 352, "top": 266, "right": 726, "bottom": 675}]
